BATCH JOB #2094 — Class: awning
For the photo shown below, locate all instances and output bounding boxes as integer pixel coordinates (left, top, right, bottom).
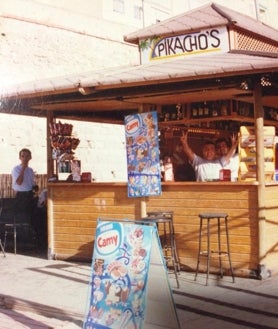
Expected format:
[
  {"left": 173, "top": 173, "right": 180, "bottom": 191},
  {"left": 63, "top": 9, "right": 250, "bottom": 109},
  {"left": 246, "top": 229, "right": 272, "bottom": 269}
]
[{"left": 1, "top": 51, "right": 278, "bottom": 121}]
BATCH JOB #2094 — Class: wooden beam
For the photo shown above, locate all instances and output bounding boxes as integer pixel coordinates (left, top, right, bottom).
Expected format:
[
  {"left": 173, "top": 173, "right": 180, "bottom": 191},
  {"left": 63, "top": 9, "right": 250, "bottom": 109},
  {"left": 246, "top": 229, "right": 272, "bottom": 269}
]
[
  {"left": 46, "top": 111, "right": 54, "bottom": 178},
  {"left": 254, "top": 77, "right": 268, "bottom": 278}
]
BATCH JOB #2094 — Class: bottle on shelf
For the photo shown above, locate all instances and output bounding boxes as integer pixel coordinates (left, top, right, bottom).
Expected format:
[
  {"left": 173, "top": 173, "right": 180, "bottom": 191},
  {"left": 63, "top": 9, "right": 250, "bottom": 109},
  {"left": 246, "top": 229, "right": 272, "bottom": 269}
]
[
  {"left": 160, "top": 160, "right": 165, "bottom": 181},
  {"left": 164, "top": 157, "right": 174, "bottom": 181}
]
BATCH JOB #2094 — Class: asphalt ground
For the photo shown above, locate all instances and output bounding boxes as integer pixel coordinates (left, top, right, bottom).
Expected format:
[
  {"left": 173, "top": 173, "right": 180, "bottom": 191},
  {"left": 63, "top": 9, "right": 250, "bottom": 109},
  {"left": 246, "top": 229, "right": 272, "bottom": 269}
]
[{"left": 0, "top": 250, "right": 277, "bottom": 329}]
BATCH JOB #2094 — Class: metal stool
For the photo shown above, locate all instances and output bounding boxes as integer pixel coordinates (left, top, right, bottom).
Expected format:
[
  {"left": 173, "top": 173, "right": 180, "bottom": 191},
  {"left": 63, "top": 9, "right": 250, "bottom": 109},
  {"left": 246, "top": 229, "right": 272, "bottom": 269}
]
[
  {"left": 143, "top": 211, "right": 180, "bottom": 288},
  {"left": 195, "top": 212, "right": 235, "bottom": 285}
]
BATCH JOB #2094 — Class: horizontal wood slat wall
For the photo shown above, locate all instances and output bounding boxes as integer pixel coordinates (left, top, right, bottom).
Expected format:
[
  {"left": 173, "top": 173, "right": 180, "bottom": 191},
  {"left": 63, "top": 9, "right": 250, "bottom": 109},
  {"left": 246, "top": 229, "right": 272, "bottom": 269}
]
[
  {"left": 48, "top": 183, "right": 142, "bottom": 261},
  {"left": 265, "top": 186, "right": 278, "bottom": 274},
  {"left": 48, "top": 182, "right": 278, "bottom": 277},
  {"left": 0, "top": 174, "right": 47, "bottom": 198},
  {"left": 146, "top": 183, "right": 259, "bottom": 277}
]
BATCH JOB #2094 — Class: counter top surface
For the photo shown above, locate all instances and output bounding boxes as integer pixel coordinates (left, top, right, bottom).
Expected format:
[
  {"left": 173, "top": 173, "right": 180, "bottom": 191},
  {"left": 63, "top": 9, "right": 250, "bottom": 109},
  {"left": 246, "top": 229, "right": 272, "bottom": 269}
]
[{"left": 45, "top": 181, "right": 277, "bottom": 186}]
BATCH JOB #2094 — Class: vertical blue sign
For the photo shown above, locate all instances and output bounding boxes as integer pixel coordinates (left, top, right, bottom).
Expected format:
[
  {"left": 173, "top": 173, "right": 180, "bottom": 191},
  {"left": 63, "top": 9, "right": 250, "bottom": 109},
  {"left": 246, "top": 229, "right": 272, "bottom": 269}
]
[
  {"left": 125, "top": 111, "right": 161, "bottom": 197},
  {"left": 83, "top": 221, "right": 154, "bottom": 329}
]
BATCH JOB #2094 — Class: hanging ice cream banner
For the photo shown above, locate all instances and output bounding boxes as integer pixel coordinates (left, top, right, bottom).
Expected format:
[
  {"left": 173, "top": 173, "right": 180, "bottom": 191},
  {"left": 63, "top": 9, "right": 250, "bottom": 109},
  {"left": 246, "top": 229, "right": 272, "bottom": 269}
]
[
  {"left": 83, "top": 220, "right": 154, "bottom": 329},
  {"left": 125, "top": 111, "right": 161, "bottom": 197}
]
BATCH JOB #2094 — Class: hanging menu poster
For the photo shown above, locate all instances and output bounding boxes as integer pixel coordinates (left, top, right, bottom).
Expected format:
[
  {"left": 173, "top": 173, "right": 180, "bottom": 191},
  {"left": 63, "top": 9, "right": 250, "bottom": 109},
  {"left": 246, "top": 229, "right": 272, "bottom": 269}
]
[
  {"left": 125, "top": 111, "right": 161, "bottom": 197},
  {"left": 83, "top": 220, "right": 154, "bottom": 329}
]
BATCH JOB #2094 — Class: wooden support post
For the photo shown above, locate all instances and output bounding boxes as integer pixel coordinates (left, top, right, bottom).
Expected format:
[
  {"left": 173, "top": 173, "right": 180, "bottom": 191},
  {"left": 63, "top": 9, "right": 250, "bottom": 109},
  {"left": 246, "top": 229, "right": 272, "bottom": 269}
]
[
  {"left": 254, "top": 77, "right": 270, "bottom": 279},
  {"left": 140, "top": 199, "right": 147, "bottom": 218},
  {"left": 46, "top": 111, "right": 54, "bottom": 178}
]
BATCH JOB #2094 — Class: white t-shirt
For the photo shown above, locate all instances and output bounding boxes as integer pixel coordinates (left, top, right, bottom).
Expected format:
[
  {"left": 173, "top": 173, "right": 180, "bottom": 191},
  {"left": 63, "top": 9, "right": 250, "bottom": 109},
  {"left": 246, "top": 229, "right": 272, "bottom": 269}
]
[
  {"left": 222, "top": 153, "right": 239, "bottom": 181},
  {"left": 12, "top": 165, "right": 34, "bottom": 192},
  {"left": 191, "top": 155, "right": 222, "bottom": 182}
]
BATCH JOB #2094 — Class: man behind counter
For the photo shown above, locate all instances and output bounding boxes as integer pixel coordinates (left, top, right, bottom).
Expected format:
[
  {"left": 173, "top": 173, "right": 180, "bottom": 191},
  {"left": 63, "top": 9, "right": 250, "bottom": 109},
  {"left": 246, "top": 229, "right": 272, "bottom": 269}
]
[
  {"left": 172, "top": 142, "right": 196, "bottom": 181},
  {"left": 216, "top": 137, "right": 239, "bottom": 181},
  {"left": 180, "top": 131, "right": 238, "bottom": 182}
]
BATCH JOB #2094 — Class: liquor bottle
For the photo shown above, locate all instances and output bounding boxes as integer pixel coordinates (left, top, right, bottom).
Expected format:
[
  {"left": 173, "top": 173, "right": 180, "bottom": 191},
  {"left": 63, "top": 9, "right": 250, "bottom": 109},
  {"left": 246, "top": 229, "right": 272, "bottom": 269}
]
[
  {"left": 160, "top": 160, "right": 165, "bottom": 181},
  {"left": 164, "top": 157, "right": 174, "bottom": 181}
]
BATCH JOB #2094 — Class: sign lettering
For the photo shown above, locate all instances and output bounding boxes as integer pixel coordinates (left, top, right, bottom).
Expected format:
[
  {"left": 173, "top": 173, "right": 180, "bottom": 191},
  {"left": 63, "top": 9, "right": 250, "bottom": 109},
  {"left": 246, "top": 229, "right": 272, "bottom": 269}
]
[
  {"left": 97, "top": 234, "right": 118, "bottom": 248},
  {"left": 140, "top": 27, "right": 229, "bottom": 63}
]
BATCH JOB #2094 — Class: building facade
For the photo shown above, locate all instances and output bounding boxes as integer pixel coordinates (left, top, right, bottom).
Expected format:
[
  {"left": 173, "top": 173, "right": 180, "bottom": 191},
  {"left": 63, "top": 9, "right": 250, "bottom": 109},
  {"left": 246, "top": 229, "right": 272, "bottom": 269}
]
[{"left": 0, "top": 0, "right": 277, "bottom": 177}]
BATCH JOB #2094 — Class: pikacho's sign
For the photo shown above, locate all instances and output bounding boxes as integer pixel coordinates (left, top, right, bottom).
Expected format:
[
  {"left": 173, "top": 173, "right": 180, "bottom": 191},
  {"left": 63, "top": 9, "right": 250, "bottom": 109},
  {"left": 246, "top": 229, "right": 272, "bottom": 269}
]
[{"left": 140, "top": 26, "right": 229, "bottom": 64}]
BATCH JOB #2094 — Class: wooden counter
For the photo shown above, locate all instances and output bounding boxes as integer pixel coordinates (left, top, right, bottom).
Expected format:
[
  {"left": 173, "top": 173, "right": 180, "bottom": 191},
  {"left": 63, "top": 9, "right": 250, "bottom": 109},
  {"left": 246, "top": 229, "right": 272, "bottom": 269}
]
[{"left": 47, "top": 181, "right": 278, "bottom": 278}]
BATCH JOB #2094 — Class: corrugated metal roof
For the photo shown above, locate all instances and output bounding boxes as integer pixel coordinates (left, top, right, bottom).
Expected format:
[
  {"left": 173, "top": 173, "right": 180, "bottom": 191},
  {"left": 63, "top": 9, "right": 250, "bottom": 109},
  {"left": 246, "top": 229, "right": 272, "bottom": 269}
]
[
  {"left": 124, "top": 3, "right": 278, "bottom": 44},
  {"left": 3, "top": 52, "right": 278, "bottom": 98}
]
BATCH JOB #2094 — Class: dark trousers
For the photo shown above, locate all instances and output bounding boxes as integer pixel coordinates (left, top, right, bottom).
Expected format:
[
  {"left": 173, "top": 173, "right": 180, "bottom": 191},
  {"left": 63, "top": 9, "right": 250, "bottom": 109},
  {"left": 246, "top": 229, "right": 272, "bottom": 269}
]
[{"left": 14, "top": 191, "right": 35, "bottom": 224}]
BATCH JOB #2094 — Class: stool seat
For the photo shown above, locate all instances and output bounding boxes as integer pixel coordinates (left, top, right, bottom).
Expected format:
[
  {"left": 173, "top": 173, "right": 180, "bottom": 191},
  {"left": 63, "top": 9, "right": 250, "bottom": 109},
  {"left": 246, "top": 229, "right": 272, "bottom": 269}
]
[
  {"left": 199, "top": 213, "right": 228, "bottom": 219},
  {"left": 195, "top": 212, "right": 235, "bottom": 285},
  {"left": 142, "top": 211, "right": 180, "bottom": 288},
  {"left": 142, "top": 216, "right": 171, "bottom": 224}
]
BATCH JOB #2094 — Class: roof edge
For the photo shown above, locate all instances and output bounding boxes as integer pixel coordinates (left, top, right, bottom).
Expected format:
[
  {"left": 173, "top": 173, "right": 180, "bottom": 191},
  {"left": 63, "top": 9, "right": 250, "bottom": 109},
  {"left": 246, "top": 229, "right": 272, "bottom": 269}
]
[{"left": 229, "top": 49, "right": 278, "bottom": 58}]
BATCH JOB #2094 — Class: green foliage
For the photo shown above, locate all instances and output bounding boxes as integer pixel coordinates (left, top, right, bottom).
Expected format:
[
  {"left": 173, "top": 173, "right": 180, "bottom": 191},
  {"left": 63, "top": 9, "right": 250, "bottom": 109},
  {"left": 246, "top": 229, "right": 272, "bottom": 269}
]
[{"left": 139, "top": 36, "right": 159, "bottom": 50}]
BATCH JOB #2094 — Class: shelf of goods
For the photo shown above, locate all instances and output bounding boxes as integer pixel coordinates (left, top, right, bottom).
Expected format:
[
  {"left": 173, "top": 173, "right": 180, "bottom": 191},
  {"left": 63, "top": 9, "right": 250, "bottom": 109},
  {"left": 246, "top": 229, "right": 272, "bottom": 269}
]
[
  {"left": 158, "top": 100, "right": 278, "bottom": 130},
  {"left": 239, "top": 126, "right": 276, "bottom": 182},
  {"left": 49, "top": 121, "right": 80, "bottom": 180}
]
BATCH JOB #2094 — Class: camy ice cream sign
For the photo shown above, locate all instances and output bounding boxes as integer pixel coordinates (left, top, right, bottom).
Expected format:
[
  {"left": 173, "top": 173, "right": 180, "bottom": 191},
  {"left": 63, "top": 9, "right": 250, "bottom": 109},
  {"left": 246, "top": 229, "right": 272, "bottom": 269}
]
[
  {"left": 141, "top": 26, "right": 229, "bottom": 64},
  {"left": 95, "top": 222, "right": 122, "bottom": 256}
]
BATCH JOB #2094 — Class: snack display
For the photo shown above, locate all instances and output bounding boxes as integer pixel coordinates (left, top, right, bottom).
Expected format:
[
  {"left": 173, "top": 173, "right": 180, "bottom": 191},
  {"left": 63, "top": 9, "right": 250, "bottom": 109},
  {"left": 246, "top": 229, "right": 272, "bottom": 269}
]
[
  {"left": 49, "top": 121, "right": 80, "bottom": 154},
  {"left": 49, "top": 121, "right": 73, "bottom": 136},
  {"left": 49, "top": 120, "right": 81, "bottom": 179},
  {"left": 239, "top": 126, "right": 275, "bottom": 181}
]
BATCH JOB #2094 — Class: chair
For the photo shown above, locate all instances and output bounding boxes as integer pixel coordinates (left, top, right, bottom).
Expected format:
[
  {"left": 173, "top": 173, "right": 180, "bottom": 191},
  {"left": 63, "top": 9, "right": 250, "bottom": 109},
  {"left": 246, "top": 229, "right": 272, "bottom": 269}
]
[
  {"left": 0, "top": 198, "right": 7, "bottom": 256},
  {"left": 195, "top": 212, "right": 235, "bottom": 285},
  {"left": 142, "top": 211, "right": 180, "bottom": 288},
  {"left": 1, "top": 197, "right": 37, "bottom": 254},
  {"left": 4, "top": 222, "right": 34, "bottom": 254},
  {"left": 0, "top": 238, "right": 5, "bottom": 257}
]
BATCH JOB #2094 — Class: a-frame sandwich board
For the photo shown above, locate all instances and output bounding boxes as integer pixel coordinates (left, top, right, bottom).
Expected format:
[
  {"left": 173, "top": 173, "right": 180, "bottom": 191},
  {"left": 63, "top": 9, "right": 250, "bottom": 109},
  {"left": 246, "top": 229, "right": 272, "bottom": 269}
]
[{"left": 83, "top": 219, "right": 180, "bottom": 329}]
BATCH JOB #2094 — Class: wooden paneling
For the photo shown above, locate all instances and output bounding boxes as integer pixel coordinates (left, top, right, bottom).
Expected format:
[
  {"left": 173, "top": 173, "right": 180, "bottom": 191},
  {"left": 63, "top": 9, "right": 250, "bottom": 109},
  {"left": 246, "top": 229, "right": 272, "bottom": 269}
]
[
  {"left": 145, "top": 183, "right": 259, "bottom": 275},
  {"left": 0, "top": 174, "right": 47, "bottom": 198},
  {"left": 264, "top": 186, "right": 278, "bottom": 272},
  {"left": 48, "top": 183, "right": 142, "bottom": 261},
  {"left": 48, "top": 182, "right": 278, "bottom": 276}
]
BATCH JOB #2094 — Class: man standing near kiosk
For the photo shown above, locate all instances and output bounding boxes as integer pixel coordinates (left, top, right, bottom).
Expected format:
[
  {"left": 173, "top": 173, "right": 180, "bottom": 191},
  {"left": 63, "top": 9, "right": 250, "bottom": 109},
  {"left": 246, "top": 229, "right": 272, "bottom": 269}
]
[{"left": 11, "top": 148, "right": 36, "bottom": 224}]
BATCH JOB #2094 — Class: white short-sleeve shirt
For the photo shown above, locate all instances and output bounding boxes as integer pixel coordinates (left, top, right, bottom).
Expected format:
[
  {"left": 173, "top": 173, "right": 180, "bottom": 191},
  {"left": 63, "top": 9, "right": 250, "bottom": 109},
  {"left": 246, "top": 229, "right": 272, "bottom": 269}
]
[
  {"left": 191, "top": 155, "right": 222, "bottom": 182},
  {"left": 12, "top": 165, "right": 34, "bottom": 192},
  {"left": 222, "top": 153, "right": 239, "bottom": 181}
]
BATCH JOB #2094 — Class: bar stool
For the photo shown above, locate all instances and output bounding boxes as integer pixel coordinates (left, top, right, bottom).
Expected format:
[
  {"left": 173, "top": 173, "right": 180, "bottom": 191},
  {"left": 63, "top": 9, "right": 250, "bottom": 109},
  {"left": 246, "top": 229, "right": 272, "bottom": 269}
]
[
  {"left": 195, "top": 212, "right": 235, "bottom": 285},
  {"left": 142, "top": 211, "right": 180, "bottom": 288}
]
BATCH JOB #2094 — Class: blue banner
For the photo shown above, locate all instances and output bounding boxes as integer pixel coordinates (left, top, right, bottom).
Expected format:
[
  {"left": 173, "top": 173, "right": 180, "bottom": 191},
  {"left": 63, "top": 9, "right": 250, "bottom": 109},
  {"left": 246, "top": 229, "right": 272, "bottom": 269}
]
[
  {"left": 83, "top": 221, "right": 154, "bottom": 329},
  {"left": 125, "top": 111, "right": 161, "bottom": 197}
]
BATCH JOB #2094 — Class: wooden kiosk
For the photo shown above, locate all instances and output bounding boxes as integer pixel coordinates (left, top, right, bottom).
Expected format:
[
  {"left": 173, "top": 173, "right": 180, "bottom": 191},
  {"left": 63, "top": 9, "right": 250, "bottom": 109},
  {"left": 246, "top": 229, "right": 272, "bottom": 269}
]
[{"left": 3, "top": 4, "right": 278, "bottom": 278}]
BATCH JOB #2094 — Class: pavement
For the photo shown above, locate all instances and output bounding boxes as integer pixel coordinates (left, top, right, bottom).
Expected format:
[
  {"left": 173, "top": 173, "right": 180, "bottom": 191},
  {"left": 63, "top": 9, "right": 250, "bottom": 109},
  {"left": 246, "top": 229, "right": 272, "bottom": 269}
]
[{"left": 0, "top": 250, "right": 277, "bottom": 329}]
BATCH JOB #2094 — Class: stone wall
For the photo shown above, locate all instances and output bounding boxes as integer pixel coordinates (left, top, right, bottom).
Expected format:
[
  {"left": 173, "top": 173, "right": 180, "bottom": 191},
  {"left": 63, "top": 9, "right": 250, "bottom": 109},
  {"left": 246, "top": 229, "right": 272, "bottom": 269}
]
[
  {"left": 0, "top": 114, "right": 127, "bottom": 182},
  {"left": 0, "top": 0, "right": 139, "bottom": 87}
]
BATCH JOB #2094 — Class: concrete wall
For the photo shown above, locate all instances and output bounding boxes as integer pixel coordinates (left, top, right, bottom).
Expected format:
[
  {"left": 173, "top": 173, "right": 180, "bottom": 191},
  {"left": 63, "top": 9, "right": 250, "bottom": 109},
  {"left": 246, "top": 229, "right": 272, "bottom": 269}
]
[
  {"left": 0, "top": 1, "right": 139, "bottom": 87},
  {"left": 0, "top": 114, "right": 127, "bottom": 182},
  {"left": 0, "top": 1, "right": 135, "bottom": 179},
  {"left": 0, "top": 114, "right": 47, "bottom": 174}
]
